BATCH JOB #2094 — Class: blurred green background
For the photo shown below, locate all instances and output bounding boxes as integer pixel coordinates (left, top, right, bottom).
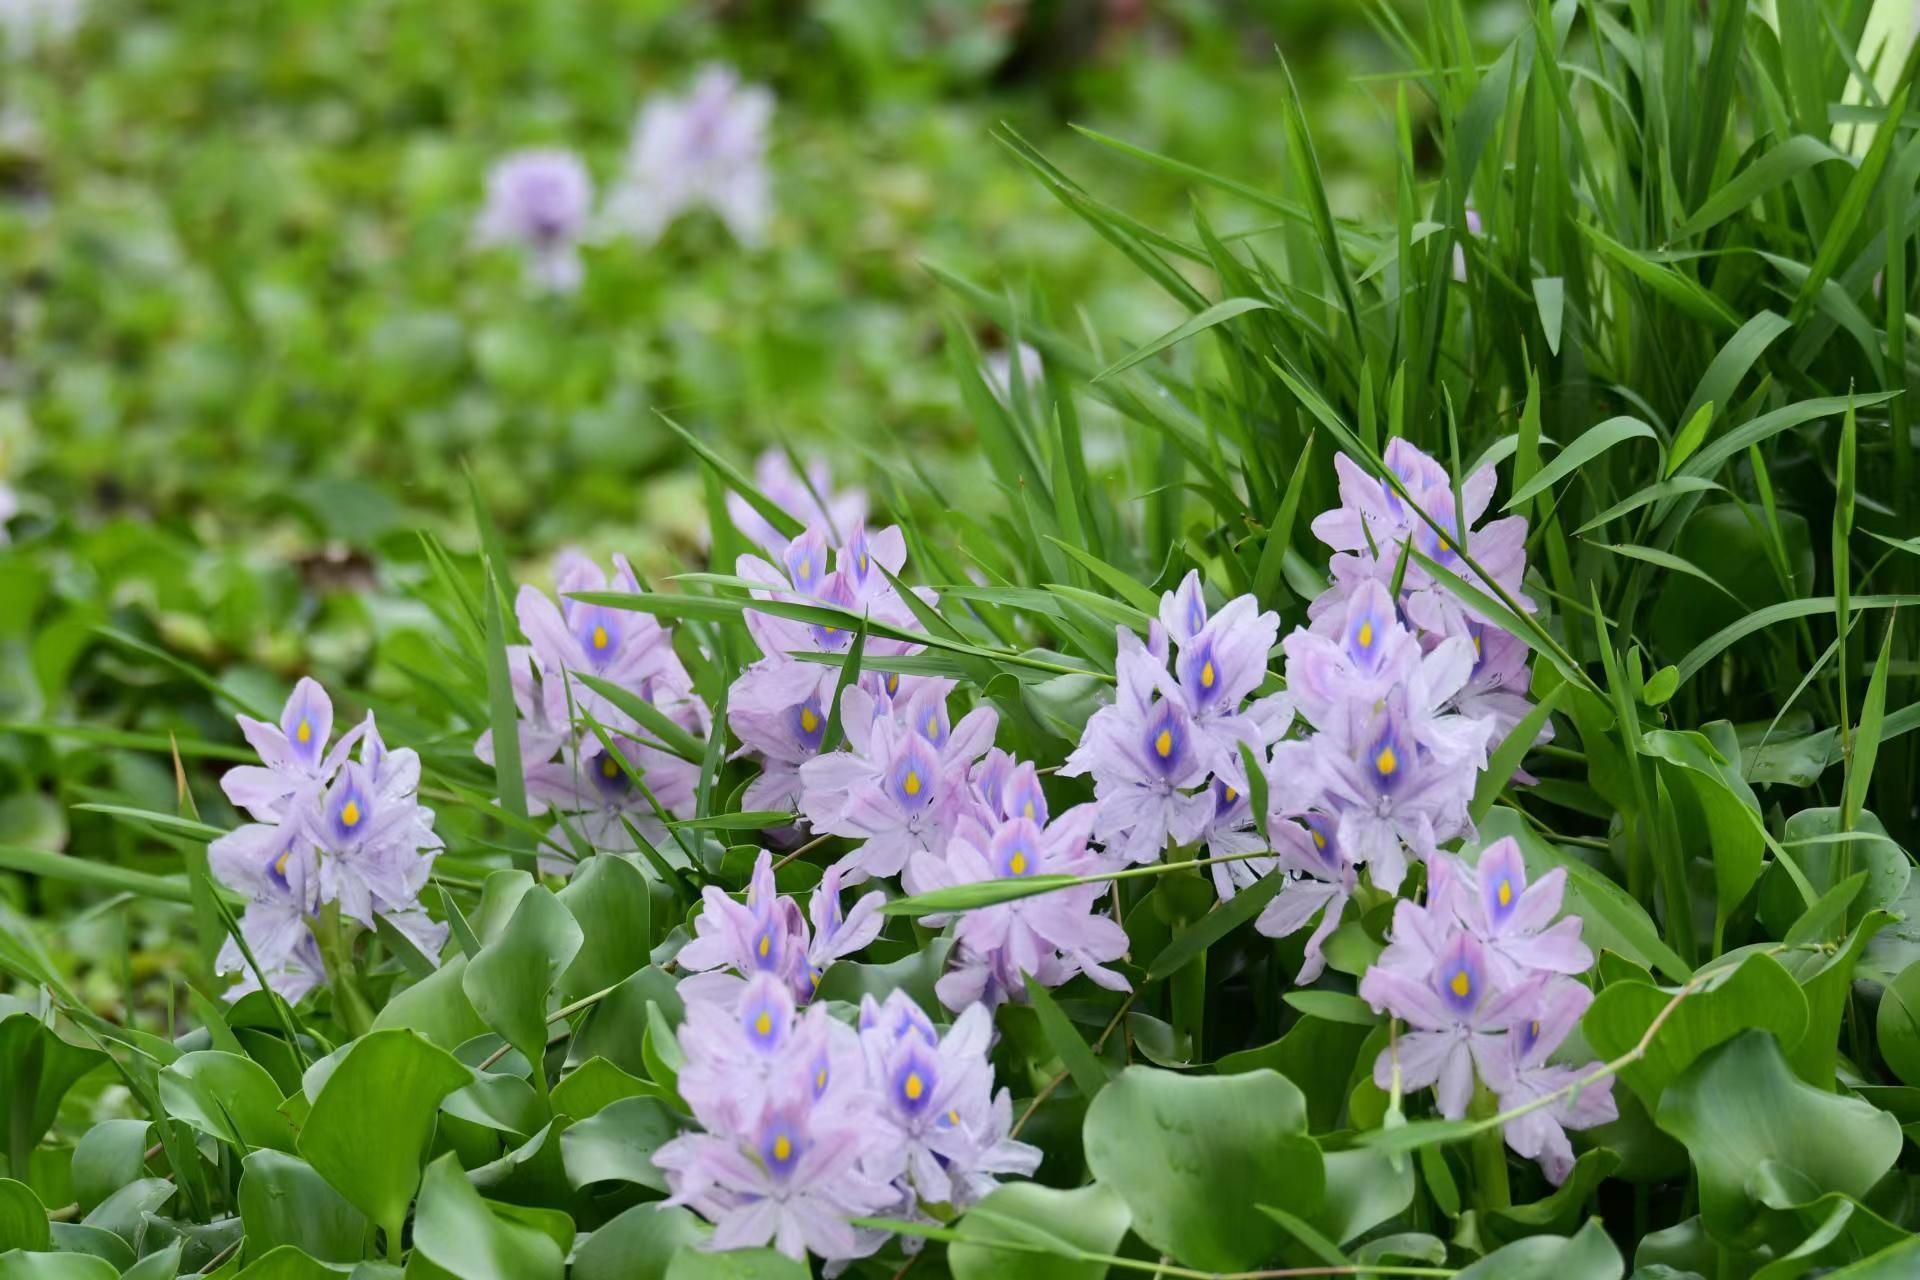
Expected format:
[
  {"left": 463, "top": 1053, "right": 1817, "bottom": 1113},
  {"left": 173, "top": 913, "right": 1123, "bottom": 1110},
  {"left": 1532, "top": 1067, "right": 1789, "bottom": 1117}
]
[{"left": 0, "top": 0, "right": 1509, "bottom": 1015}]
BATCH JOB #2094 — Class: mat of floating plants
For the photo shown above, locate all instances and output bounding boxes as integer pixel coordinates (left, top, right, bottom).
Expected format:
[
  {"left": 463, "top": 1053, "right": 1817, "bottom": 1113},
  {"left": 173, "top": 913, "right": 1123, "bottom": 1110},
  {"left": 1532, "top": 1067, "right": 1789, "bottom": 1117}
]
[{"left": 4, "top": 1, "right": 1920, "bottom": 1278}]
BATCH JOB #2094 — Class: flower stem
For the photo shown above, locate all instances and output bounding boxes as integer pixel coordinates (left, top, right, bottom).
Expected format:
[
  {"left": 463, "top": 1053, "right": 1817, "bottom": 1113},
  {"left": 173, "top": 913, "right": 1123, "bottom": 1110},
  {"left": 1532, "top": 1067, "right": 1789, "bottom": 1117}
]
[
  {"left": 1468, "top": 1084, "right": 1510, "bottom": 1211},
  {"left": 314, "top": 903, "right": 375, "bottom": 1039}
]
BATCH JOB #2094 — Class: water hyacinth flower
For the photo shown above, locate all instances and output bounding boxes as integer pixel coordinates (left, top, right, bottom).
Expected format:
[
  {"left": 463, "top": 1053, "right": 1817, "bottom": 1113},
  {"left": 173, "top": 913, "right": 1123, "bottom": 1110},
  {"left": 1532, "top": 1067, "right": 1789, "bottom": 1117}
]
[
  {"left": 1254, "top": 814, "right": 1355, "bottom": 984},
  {"left": 476, "top": 550, "right": 709, "bottom": 865},
  {"left": 1496, "top": 978, "right": 1616, "bottom": 1185},
  {"left": 1455, "top": 837, "right": 1593, "bottom": 986},
  {"left": 1360, "top": 928, "right": 1538, "bottom": 1118},
  {"left": 659, "top": 979, "right": 1034, "bottom": 1264},
  {"left": 472, "top": 148, "right": 594, "bottom": 292},
  {"left": 725, "top": 450, "right": 868, "bottom": 554},
  {"left": 211, "top": 680, "right": 445, "bottom": 1000},
  {"left": 221, "top": 677, "right": 364, "bottom": 822},
  {"left": 678, "top": 850, "right": 883, "bottom": 1005},
  {"left": 602, "top": 64, "right": 773, "bottom": 249},
  {"left": 910, "top": 804, "right": 1130, "bottom": 1012}
]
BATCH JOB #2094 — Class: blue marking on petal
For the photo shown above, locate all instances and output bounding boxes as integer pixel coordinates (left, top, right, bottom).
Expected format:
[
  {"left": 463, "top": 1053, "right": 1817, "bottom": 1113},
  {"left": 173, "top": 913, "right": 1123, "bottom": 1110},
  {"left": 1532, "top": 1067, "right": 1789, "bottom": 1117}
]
[
  {"left": 793, "top": 697, "right": 826, "bottom": 750},
  {"left": 759, "top": 1113, "right": 804, "bottom": 1179},
  {"left": 1365, "top": 720, "right": 1405, "bottom": 794},
  {"left": 893, "top": 1052, "right": 936, "bottom": 1115},
  {"left": 1143, "top": 701, "right": 1185, "bottom": 777}
]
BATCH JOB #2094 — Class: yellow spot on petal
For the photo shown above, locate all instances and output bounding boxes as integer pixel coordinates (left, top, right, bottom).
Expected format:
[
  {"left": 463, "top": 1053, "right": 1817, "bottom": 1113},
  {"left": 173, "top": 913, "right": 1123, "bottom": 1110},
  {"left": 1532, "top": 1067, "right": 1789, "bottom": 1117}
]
[
  {"left": 799, "top": 705, "right": 820, "bottom": 733},
  {"left": 1224, "top": 786, "right": 1238, "bottom": 803},
  {"left": 816, "top": 1068, "right": 828, "bottom": 1090},
  {"left": 754, "top": 1010, "right": 772, "bottom": 1036},
  {"left": 1374, "top": 746, "right": 1398, "bottom": 776},
  {"left": 1311, "top": 829, "right": 1327, "bottom": 849},
  {"left": 887, "top": 673, "right": 900, "bottom": 695},
  {"left": 798, "top": 558, "right": 812, "bottom": 582},
  {"left": 1529, "top": 1019, "right": 1541, "bottom": 1041},
  {"left": 1201, "top": 661, "right": 1215, "bottom": 688},
  {"left": 1023, "top": 800, "right": 1034, "bottom": 818},
  {"left": 1498, "top": 879, "right": 1513, "bottom": 908},
  {"left": 274, "top": 850, "right": 291, "bottom": 878},
  {"left": 591, "top": 625, "right": 608, "bottom": 650},
  {"left": 903, "top": 770, "right": 921, "bottom": 797},
  {"left": 1449, "top": 969, "right": 1471, "bottom": 999},
  {"left": 859, "top": 553, "right": 869, "bottom": 573},
  {"left": 1154, "top": 729, "right": 1173, "bottom": 759},
  {"left": 757, "top": 933, "right": 771, "bottom": 959},
  {"left": 340, "top": 800, "right": 361, "bottom": 829},
  {"left": 1009, "top": 850, "right": 1028, "bottom": 876},
  {"left": 1357, "top": 622, "right": 1373, "bottom": 649},
  {"left": 296, "top": 718, "right": 312, "bottom": 744},
  {"left": 1437, "top": 535, "right": 1452, "bottom": 554},
  {"left": 905, "top": 1072, "right": 924, "bottom": 1101},
  {"left": 601, "top": 754, "right": 621, "bottom": 778},
  {"left": 947, "top": 1108, "right": 960, "bottom": 1125},
  {"left": 772, "top": 1134, "right": 792, "bottom": 1162},
  {"left": 926, "top": 716, "right": 939, "bottom": 737}
]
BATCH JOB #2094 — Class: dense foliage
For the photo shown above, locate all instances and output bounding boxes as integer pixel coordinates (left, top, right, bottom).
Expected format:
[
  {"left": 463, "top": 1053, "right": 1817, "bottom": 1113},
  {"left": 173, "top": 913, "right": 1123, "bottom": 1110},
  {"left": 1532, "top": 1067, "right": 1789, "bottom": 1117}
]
[{"left": 4, "top": 0, "right": 1920, "bottom": 1278}]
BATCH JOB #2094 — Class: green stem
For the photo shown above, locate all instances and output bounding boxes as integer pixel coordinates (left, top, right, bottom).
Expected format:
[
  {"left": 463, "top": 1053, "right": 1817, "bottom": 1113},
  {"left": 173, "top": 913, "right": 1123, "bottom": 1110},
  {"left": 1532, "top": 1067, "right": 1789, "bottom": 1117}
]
[
  {"left": 314, "top": 904, "right": 375, "bottom": 1039},
  {"left": 1168, "top": 843, "right": 1205, "bottom": 1061},
  {"left": 1468, "top": 1084, "right": 1510, "bottom": 1212}
]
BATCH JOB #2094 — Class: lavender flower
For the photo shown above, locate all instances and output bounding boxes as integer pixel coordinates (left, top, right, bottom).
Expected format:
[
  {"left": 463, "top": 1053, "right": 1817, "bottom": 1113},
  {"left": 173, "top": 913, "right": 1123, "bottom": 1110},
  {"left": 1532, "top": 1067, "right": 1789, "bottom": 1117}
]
[
  {"left": 1360, "top": 928, "right": 1538, "bottom": 1118},
  {"left": 211, "top": 681, "right": 445, "bottom": 1000},
  {"left": 221, "top": 678, "right": 364, "bottom": 822},
  {"left": 602, "top": 65, "right": 773, "bottom": 249},
  {"left": 725, "top": 451, "right": 868, "bottom": 554},
  {"left": 1254, "top": 814, "right": 1356, "bottom": 983},
  {"left": 1456, "top": 837, "right": 1593, "bottom": 986},
  {"left": 1496, "top": 979, "right": 1617, "bottom": 1184},
  {"left": 677, "top": 850, "right": 883, "bottom": 1005},
  {"left": 473, "top": 148, "right": 594, "bottom": 292}
]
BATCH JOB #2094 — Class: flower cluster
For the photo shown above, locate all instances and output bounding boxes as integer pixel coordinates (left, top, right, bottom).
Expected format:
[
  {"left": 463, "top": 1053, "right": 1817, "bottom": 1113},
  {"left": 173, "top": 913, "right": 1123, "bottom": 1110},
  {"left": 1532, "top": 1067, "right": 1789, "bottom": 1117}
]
[
  {"left": 473, "top": 64, "right": 772, "bottom": 291},
  {"left": 1061, "top": 573, "right": 1288, "bottom": 867},
  {"left": 472, "top": 149, "right": 596, "bottom": 293},
  {"left": 656, "top": 974, "right": 1038, "bottom": 1263},
  {"left": 676, "top": 850, "right": 885, "bottom": 1008},
  {"left": 729, "top": 500, "right": 934, "bottom": 822},
  {"left": 1358, "top": 837, "right": 1614, "bottom": 1183},
  {"left": 211, "top": 679, "right": 443, "bottom": 1001},
  {"left": 475, "top": 550, "right": 709, "bottom": 871},
  {"left": 1247, "top": 438, "right": 1541, "bottom": 977},
  {"left": 602, "top": 64, "right": 773, "bottom": 249}
]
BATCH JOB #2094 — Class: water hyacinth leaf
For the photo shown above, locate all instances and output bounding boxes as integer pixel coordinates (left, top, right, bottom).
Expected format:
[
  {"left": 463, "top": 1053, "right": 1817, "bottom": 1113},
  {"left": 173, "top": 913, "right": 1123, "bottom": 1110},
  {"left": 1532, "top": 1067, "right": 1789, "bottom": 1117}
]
[
  {"left": 1657, "top": 1031, "right": 1902, "bottom": 1242},
  {"left": 406, "top": 1154, "right": 563, "bottom": 1280},
  {"left": 1532, "top": 276, "right": 1564, "bottom": 354},
  {"left": 119, "top": 1242, "right": 184, "bottom": 1280},
  {"left": 556, "top": 1096, "right": 677, "bottom": 1192},
  {"left": 69, "top": 1120, "right": 150, "bottom": 1216},
  {"left": 662, "top": 1247, "right": 809, "bottom": 1279},
  {"left": 1452, "top": 1219, "right": 1624, "bottom": 1279},
  {"left": 462, "top": 886, "right": 584, "bottom": 1092},
  {"left": 229, "top": 1246, "right": 348, "bottom": 1279},
  {"left": 1313, "top": 1145, "right": 1413, "bottom": 1245},
  {"left": 949, "top": 1181, "right": 1131, "bottom": 1280},
  {"left": 0, "top": 1255, "right": 121, "bottom": 1280},
  {"left": 43, "top": 1222, "right": 134, "bottom": 1273},
  {"left": 1757, "top": 809, "right": 1910, "bottom": 938},
  {"left": 236, "top": 1151, "right": 370, "bottom": 1265},
  {"left": 158, "top": 1051, "right": 296, "bottom": 1154},
  {"left": 80, "top": 1178, "right": 174, "bottom": 1248},
  {"left": 1875, "top": 958, "right": 1920, "bottom": 1086},
  {"left": 555, "top": 854, "right": 653, "bottom": 999},
  {"left": 548, "top": 1057, "right": 654, "bottom": 1121},
  {"left": 1584, "top": 951, "right": 1807, "bottom": 1109},
  {"left": 0, "top": 1181, "right": 48, "bottom": 1254},
  {"left": 1777, "top": 912, "right": 1892, "bottom": 1087},
  {"left": 0, "top": 1015, "right": 108, "bottom": 1174},
  {"left": 1083, "top": 1066, "right": 1323, "bottom": 1271},
  {"left": 1144, "top": 869, "right": 1282, "bottom": 983},
  {"left": 569, "top": 1205, "right": 708, "bottom": 1280},
  {"left": 369, "top": 955, "right": 488, "bottom": 1052},
  {"left": 295, "top": 1029, "right": 470, "bottom": 1253}
]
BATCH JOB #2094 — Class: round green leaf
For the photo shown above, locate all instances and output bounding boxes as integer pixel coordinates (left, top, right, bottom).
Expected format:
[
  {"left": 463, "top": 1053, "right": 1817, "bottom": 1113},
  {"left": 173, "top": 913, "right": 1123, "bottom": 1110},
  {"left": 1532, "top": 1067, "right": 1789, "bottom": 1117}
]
[
  {"left": 556, "top": 854, "right": 653, "bottom": 999},
  {"left": 569, "top": 1204, "right": 707, "bottom": 1280},
  {"left": 160, "top": 1051, "right": 297, "bottom": 1153},
  {"left": 663, "top": 1246, "right": 808, "bottom": 1280},
  {"left": 1453, "top": 1219, "right": 1623, "bottom": 1278},
  {"left": 370, "top": 955, "right": 487, "bottom": 1052},
  {"left": 408, "top": 1154, "right": 563, "bottom": 1280},
  {"left": 0, "top": 1253, "right": 120, "bottom": 1280},
  {"left": 294, "top": 1029, "right": 470, "bottom": 1247},
  {"left": 1657, "top": 1031, "right": 1901, "bottom": 1243},
  {"left": 462, "top": 887, "right": 584, "bottom": 1078},
  {"left": 0, "top": 1180, "right": 49, "bottom": 1254},
  {"left": 1584, "top": 951, "right": 1808, "bottom": 1108},
  {"left": 950, "top": 1181, "right": 1131, "bottom": 1280},
  {"left": 1876, "top": 958, "right": 1920, "bottom": 1085},
  {"left": 232, "top": 1246, "right": 350, "bottom": 1280},
  {"left": 237, "top": 1150, "right": 370, "bottom": 1264},
  {"left": 558, "top": 1097, "right": 678, "bottom": 1192},
  {"left": 1083, "top": 1066, "right": 1324, "bottom": 1271},
  {"left": 69, "top": 1120, "right": 150, "bottom": 1216}
]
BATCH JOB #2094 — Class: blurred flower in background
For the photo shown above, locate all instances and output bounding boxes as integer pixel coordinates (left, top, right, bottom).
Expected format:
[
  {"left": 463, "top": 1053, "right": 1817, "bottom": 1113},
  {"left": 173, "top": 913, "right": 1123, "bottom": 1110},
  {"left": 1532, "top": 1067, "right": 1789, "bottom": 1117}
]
[
  {"left": 603, "top": 64, "right": 774, "bottom": 248},
  {"left": 472, "top": 148, "right": 596, "bottom": 293},
  {"left": 0, "top": 0, "right": 81, "bottom": 58}
]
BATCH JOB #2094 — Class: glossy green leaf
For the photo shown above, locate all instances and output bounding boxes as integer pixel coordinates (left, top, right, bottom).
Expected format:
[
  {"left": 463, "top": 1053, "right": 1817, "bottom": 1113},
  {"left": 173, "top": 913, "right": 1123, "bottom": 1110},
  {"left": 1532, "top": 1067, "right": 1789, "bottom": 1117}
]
[
  {"left": 408, "top": 1154, "right": 563, "bottom": 1280},
  {"left": 159, "top": 1050, "right": 297, "bottom": 1153},
  {"left": 462, "top": 886, "right": 584, "bottom": 1090},
  {"left": 555, "top": 854, "right": 653, "bottom": 1000},
  {"left": 237, "top": 1150, "right": 370, "bottom": 1265},
  {"left": 1658, "top": 1031, "right": 1901, "bottom": 1242},
  {"left": 1083, "top": 1066, "right": 1322, "bottom": 1271},
  {"left": 295, "top": 1030, "right": 469, "bottom": 1250},
  {"left": 557, "top": 1096, "right": 677, "bottom": 1192},
  {"left": 950, "top": 1181, "right": 1130, "bottom": 1280}
]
